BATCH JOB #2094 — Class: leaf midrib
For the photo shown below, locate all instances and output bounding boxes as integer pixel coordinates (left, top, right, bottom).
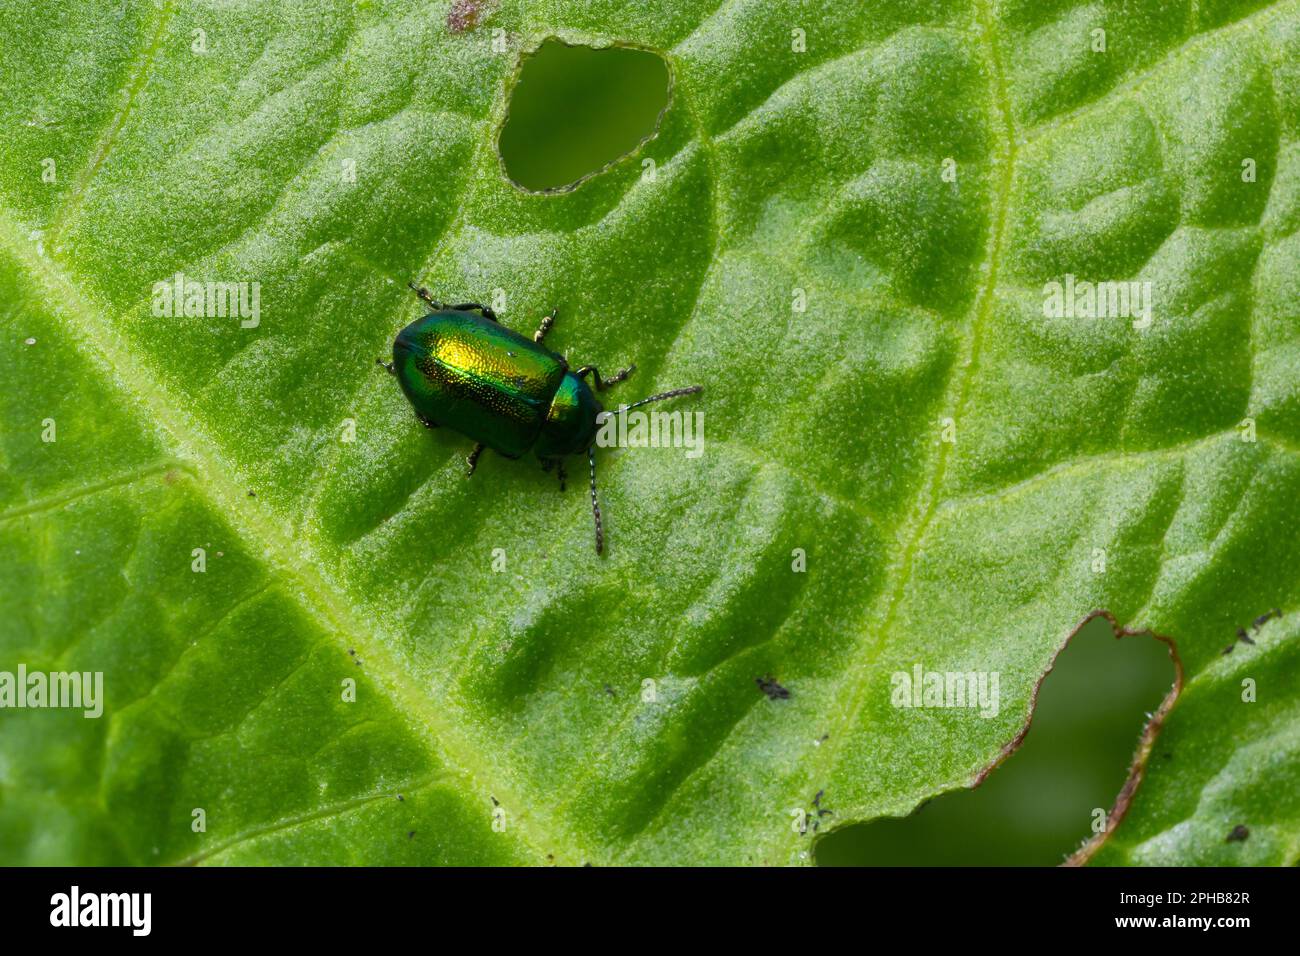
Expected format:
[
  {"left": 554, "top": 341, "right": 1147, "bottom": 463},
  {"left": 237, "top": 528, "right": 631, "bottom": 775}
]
[{"left": 0, "top": 211, "right": 578, "bottom": 865}]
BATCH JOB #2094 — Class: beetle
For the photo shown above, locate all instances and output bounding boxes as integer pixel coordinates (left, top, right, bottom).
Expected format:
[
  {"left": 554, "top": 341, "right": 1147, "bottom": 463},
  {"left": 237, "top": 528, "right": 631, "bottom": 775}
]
[{"left": 379, "top": 283, "right": 702, "bottom": 554}]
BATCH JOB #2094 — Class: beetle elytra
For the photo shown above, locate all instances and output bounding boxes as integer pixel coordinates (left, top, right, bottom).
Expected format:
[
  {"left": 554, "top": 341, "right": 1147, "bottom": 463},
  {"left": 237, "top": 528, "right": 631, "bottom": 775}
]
[{"left": 380, "top": 283, "right": 702, "bottom": 554}]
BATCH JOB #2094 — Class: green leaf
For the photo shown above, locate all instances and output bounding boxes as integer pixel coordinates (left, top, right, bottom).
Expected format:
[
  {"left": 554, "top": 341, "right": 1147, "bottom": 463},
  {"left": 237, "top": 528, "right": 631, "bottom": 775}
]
[{"left": 2, "top": 0, "right": 1298, "bottom": 866}]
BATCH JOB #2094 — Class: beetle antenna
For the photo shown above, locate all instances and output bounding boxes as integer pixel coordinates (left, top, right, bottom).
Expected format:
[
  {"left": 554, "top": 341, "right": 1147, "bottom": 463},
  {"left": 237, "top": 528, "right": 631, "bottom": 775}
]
[
  {"left": 588, "top": 447, "right": 603, "bottom": 555},
  {"left": 612, "top": 385, "right": 703, "bottom": 413}
]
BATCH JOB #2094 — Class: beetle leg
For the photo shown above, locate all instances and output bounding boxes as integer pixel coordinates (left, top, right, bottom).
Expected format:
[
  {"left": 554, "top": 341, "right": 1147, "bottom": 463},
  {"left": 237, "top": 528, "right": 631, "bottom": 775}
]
[
  {"left": 447, "top": 302, "right": 499, "bottom": 323},
  {"left": 407, "top": 282, "right": 443, "bottom": 310},
  {"left": 533, "top": 307, "right": 558, "bottom": 343},
  {"left": 407, "top": 284, "right": 499, "bottom": 321},
  {"left": 417, "top": 413, "right": 439, "bottom": 429},
  {"left": 539, "top": 457, "right": 565, "bottom": 490},
  {"left": 376, "top": 358, "right": 394, "bottom": 374},
  {"left": 575, "top": 364, "right": 636, "bottom": 391},
  {"left": 466, "top": 442, "right": 485, "bottom": 477}
]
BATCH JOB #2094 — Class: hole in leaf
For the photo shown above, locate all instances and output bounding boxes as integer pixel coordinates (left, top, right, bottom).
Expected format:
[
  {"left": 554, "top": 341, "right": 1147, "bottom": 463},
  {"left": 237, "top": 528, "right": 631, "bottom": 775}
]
[
  {"left": 498, "top": 38, "right": 671, "bottom": 193},
  {"left": 816, "top": 616, "right": 1178, "bottom": 866}
]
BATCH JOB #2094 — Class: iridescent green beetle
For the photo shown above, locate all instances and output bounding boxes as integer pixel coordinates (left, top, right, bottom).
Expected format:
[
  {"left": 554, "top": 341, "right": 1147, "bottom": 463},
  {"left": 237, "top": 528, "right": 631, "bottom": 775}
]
[{"left": 379, "top": 284, "right": 702, "bottom": 554}]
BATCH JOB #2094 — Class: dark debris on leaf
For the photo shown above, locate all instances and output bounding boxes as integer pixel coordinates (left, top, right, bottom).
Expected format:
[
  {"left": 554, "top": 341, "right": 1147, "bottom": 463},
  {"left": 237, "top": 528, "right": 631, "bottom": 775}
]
[
  {"left": 1225, "top": 608, "right": 1282, "bottom": 653},
  {"left": 447, "top": 0, "right": 493, "bottom": 32},
  {"left": 1253, "top": 608, "right": 1281, "bottom": 632}
]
